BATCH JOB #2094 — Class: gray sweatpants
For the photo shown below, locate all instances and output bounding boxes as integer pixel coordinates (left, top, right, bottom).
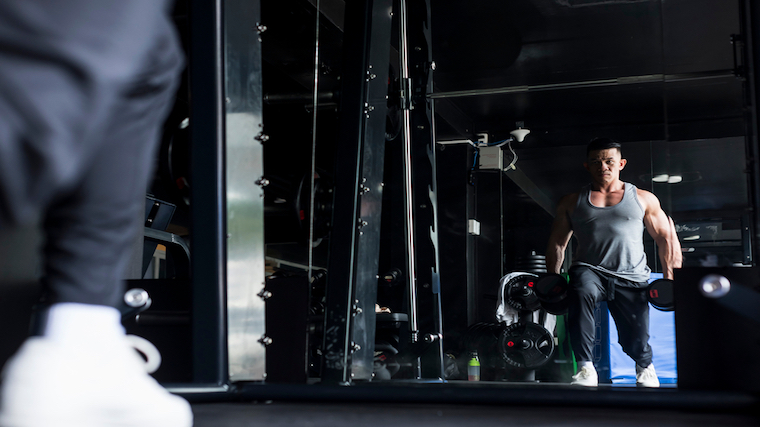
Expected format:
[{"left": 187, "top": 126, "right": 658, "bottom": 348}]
[
  {"left": 0, "top": 1, "right": 183, "bottom": 307},
  {"left": 568, "top": 266, "right": 653, "bottom": 368}
]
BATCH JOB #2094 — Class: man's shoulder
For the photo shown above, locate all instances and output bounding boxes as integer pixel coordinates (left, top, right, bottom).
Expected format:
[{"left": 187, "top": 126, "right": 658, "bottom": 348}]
[
  {"left": 634, "top": 187, "right": 661, "bottom": 210},
  {"left": 634, "top": 187, "right": 657, "bottom": 201},
  {"left": 560, "top": 192, "right": 580, "bottom": 204},
  {"left": 557, "top": 192, "right": 580, "bottom": 213}
]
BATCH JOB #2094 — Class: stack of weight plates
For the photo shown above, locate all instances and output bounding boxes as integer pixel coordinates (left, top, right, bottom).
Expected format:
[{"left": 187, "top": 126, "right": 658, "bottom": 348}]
[{"left": 512, "top": 251, "right": 547, "bottom": 274}]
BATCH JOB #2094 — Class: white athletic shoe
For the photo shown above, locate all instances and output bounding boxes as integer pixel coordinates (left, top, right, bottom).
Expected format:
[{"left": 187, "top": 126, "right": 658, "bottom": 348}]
[
  {"left": 0, "top": 305, "right": 192, "bottom": 427},
  {"left": 571, "top": 365, "right": 598, "bottom": 387},
  {"left": 636, "top": 363, "right": 660, "bottom": 388}
]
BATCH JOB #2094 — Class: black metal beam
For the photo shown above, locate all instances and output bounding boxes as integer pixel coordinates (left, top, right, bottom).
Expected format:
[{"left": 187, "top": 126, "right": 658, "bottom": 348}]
[
  {"left": 406, "top": 0, "right": 444, "bottom": 380},
  {"left": 742, "top": 0, "right": 760, "bottom": 266},
  {"left": 188, "top": 0, "right": 228, "bottom": 385}
]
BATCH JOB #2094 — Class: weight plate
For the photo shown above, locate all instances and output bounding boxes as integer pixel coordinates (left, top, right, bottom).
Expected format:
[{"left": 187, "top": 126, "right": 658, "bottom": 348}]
[
  {"left": 540, "top": 298, "right": 570, "bottom": 315},
  {"left": 504, "top": 275, "right": 541, "bottom": 312},
  {"left": 533, "top": 274, "right": 569, "bottom": 304},
  {"left": 647, "top": 278, "right": 674, "bottom": 311},
  {"left": 498, "top": 322, "right": 555, "bottom": 369}
]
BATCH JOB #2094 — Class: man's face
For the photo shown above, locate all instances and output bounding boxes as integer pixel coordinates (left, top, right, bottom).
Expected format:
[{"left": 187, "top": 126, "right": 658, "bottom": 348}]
[{"left": 584, "top": 148, "right": 627, "bottom": 185}]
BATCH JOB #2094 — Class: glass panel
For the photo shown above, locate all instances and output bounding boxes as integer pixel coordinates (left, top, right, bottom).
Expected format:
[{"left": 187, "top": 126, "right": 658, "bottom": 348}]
[{"left": 254, "top": 0, "right": 750, "bottom": 392}]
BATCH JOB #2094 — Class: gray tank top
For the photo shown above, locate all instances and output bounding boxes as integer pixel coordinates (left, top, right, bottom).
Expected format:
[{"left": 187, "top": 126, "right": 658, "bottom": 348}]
[{"left": 570, "top": 182, "right": 651, "bottom": 283}]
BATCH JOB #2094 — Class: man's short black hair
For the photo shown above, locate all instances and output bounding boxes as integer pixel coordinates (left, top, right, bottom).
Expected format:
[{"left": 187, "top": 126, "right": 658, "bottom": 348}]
[{"left": 587, "top": 137, "right": 622, "bottom": 156}]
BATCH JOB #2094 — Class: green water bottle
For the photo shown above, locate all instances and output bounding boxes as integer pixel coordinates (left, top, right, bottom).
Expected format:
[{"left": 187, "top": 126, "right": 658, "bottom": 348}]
[{"left": 468, "top": 350, "right": 480, "bottom": 381}]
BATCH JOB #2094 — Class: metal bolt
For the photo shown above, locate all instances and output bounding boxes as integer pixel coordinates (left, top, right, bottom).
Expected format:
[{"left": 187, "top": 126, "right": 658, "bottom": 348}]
[
  {"left": 699, "top": 275, "right": 731, "bottom": 298},
  {"left": 256, "top": 23, "right": 268, "bottom": 34},
  {"left": 124, "top": 288, "right": 150, "bottom": 308},
  {"left": 258, "top": 335, "right": 273, "bottom": 346},
  {"left": 255, "top": 132, "right": 270, "bottom": 143},
  {"left": 424, "top": 333, "right": 441, "bottom": 343},
  {"left": 256, "top": 177, "right": 270, "bottom": 187},
  {"left": 257, "top": 289, "right": 273, "bottom": 300}
]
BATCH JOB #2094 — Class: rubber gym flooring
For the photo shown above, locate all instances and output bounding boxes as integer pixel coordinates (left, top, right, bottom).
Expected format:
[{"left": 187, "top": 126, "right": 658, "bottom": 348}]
[{"left": 187, "top": 381, "right": 760, "bottom": 427}]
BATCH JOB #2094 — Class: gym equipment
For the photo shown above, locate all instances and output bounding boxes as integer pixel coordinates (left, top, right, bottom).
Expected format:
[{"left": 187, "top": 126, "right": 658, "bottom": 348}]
[
  {"left": 512, "top": 251, "right": 548, "bottom": 274},
  {"left": 498, "top": 321, "right": 555, "bottom": 369},
  {"left": 121, "top": 288, "right": 152, "bottom": 319},
  {"left": 647, "top": 278, "right": 674, "bottom": 311},
  {"left": 503, "top": 274, "right": 541, "bottom": 312},
  {"left": 533, "top": 273, "right": 570, "bottom": 315}
]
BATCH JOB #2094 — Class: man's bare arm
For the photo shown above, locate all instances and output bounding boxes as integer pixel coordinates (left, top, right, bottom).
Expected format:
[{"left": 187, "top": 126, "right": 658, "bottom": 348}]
[
  {"left": 640, "top": 190, "right": 682, "bottom": 279},
  {"left": 546, "top": 194, "right": 576, "bottom": 274}
]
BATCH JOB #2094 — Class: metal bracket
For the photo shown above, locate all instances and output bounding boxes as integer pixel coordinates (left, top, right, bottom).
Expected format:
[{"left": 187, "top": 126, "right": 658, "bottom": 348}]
[
  {"left": 400, "top": 77, "right": 413, "bottom": 110},
  {"left": 257, "top": 289, "right": 272, "bottom": 300},
  {"left": 254, "top": 132, "right": 269, "bottom": 142},
  {"left": 364, "top": 102, "right": 375, "bottom": 118}
]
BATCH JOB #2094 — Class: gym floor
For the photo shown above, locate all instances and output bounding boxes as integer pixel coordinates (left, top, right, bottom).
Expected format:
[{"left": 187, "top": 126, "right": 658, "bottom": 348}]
[
  {"left": 190, "top": 399, "right": 759, "bottom": 427},
  {"left": 186, "top": 381, "right": 760, "bottom": 427}
]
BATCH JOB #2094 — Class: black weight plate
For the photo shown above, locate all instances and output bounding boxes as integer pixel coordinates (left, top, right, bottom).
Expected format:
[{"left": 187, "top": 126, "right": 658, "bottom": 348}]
[
  {"left": 505, "top": 276, "right": 541, "bottom": 312},
  {"left": 540, "top": 298, "right": 570, "bottom": 315},
  {"left": 514, "top": 261, "right": 548, "bottom": 267},
  {"left": 647, "top": 278, "right": 674, "bottom": 311},
  {"left": 533, "top": 274, "right": 569, "bottom": 303},
  {"left": 498, "top": 322, "right": 555, "bottom": 369}
]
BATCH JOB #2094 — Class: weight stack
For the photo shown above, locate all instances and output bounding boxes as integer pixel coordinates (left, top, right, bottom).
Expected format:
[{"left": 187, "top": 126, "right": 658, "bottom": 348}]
[{"left": 511, "top": 251, "right": 547, "bottom": 274}]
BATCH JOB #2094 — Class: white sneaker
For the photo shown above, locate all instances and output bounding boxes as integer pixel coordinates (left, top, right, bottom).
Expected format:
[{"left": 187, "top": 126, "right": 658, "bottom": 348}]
[
  {"left": 571, "top": 365, "right": 598, "bottom": 387},
  {"left": 0, "top": 335, "right": 193, "bottom": 427},
  {"left": 636, "top": 363, "right": 660, "bottom": 388}
]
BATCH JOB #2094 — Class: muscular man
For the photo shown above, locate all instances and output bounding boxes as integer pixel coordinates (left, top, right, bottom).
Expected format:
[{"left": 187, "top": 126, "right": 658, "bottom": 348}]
[
  {"left": 0, "top": 1, "right": 192, "bottom": 425},
  {"left": 546, "top": 138, "right": 681, "bottom": 387}
]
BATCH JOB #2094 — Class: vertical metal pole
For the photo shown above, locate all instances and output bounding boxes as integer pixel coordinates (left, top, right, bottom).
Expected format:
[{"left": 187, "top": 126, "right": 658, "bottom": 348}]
[
  {"left": 189, "top": 0, "right": 228, "bottom": 385},
  {"left": 742, "top": 0, "right": 760, "bottom": 265},
  {"left": 428, "top": 100, "right": 446, "bottom": 378},
  {"left": 398, "top": 0, "right": 420, "bottom": 343}
]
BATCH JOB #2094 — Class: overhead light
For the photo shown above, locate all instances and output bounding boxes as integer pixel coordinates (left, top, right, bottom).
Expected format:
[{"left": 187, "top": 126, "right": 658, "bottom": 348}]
[
  {"left": 682, "top": 235, "right": 700, "bottom": 241},
  {"left": 651, "top": 174, "right": 683, "bottom": 184}
]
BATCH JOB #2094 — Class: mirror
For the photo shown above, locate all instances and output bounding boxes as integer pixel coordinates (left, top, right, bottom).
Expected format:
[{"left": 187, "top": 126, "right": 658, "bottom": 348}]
[
  {"left": 430, "top": 0, "right": 749, "bottom": 386},
  {"left": 256, "top": 0, "right": 753, "bottom": 388}
]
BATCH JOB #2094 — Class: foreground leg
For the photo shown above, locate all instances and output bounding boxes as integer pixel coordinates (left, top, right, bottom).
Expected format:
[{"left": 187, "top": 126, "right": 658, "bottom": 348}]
[{"left": 0, "top": 1, "right": 192, "bottom": 426}]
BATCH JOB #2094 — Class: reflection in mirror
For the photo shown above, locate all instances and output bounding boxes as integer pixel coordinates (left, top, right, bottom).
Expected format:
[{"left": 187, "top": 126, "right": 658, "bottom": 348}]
[
  {"left": 650, "top": 138, "right": 749, "bottom": 269},
  {"left": 431, "top": 0, "right": 749, "bottom": 389},
  {"left": 255, "top": 0, "right": 754, "bottom": 393}
]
